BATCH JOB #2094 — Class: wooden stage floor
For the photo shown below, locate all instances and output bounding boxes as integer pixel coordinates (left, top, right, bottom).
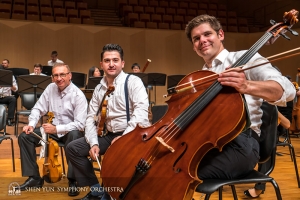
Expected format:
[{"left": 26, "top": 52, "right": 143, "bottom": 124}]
[{"left": 1, "top": 123, "right": 300, "bottom": 200}]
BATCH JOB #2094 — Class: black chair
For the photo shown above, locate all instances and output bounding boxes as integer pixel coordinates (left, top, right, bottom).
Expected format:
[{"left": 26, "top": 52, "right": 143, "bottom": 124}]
[
  {"left": 14, "top": 93, "right": 40, "bottom": 137},
  {"left": 151, "top": 104, "right": 168, "bottom": 124},
  {"left": 194, "top": 102, "right": 282, "bottom": 200},
  {"left": 0, "top": 135, "right": 15, "bottom": 172},
  {"left": 57, "top": 141, "right": 66, "bottom": 178},
  {"left": 0, "top": 104, "right": 7, "bottom": 135}
]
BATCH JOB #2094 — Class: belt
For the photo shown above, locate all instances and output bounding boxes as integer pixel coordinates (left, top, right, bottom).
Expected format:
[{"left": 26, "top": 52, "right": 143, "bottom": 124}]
[{"left": 250, "top": 130, "right": 260, "bottom": 143}]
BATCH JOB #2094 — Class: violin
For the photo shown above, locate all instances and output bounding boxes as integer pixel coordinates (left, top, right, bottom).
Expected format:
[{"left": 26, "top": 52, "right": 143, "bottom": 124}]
[
  {"left": 101, "top": 10, "right": 299, "bottom": 200},
  {"left": 43, "top": 112, "right": 63, "bottom": 183},
  {"left": 141, "top": 59, "right": 151, "bottom": 73},
  {"left": 97, "top": 86, "right": 115, "bottom": 137}
]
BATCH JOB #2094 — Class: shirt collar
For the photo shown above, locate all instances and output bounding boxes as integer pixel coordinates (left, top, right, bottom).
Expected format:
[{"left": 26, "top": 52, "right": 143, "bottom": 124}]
[
  {"left": 203, "top": 49, "right": 229, "bottom": 70},
  {"left": 101, "top": 71, "right": 125, "bottom": 87}
]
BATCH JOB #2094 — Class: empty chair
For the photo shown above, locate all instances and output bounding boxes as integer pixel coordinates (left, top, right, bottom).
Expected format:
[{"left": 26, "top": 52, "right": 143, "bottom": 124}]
[
  {"left": 133, "top": 5, "right": 143, "bottom": 14},
  {"left": 139, "top": 13, "right": 150, "bottom": 22},
  {"left": 0, "top": 0, "right": 12, "bottom": 4},
  {"left": 53, "top": 8, "right": 66, "bottom": 17},
  {"left": 173, "top": 15, "right": 184, "bottom": 24},
  {"left": 228, "top": 11, "right": 237, "bottom": 18},
  {"left": 134, "top": 20, "right": 145, "bottom": 28},
  {"left": 138, "top": 0, "right": 148, "bottom": 7},
  {"left": 197, "top": 9, "right": 207, "bottom": 15},
  {"left": 0, "top": 3, "right": 11, "bottom": 18},
  {"left": 14, "top": 0, "right": 25, "bottom": 5},
  {"left": 40, "top": 7, "right": 52, "bottom": 16},
  {"left": 227, "top": 25, "right": 238, "bottom": 32},
  {"left": 169, "top": 1, "right": 178, "bottom": 9},
  {"left": 27, "top": 6, "right": 39, "bottom": 21},
  {"left": 218, "top": 4, "right": 227, "bottom": 11},
  {"left": 82, "top": 18, "right": 94, "bottom": 25},
  {"left": 65, "top": 1, "right": 75, "bottom": 10},
  {"left": 162, "top": 14, "right": 173, "bottom": 24},
  {"left": 238, "top": 17, "right": 248, "bottom": 27},
  {"left": 41, "top": 15, "right": 54, "bottom": 22},
  {"left": 55, "top": 16, "right": 68, "bottom": 23},
  {"left": 170, "top": 23, "right": 181, "bottom": 30},
  {"left": 155, "top": 7, "right": 165, "bottom": 15},
  {"left": 217, "top": 10, "right": 227, "bottom": 18},
  {"left": 227, "top": 18, "right": 237, "bottom": 26},
  {"left": 144, "top": 6, "right": 154, "bottom": 14},
  {"left": 52, "top": 1, "right": 64, "bottom": 9},
  {"left": 121, "top": 5, "right": 133, "bottom": 16},
  {"left": 178, "top": 1, "right": 188, "bottom": 9},
  {"left": 159, "top": 1, "right": 168, "bottom": 8},
  {"left": 39, "top": 0, "right": 51, "bottom": 8},
  {"left": 128, "top": 0, "right": 138, "bottom": 6},
  {"left": 67, "top": 8, "right": 78, "bottom": 18},
  {"left": 176, "top": 8, "right": 186, "bottom": 16},
  {"left": 158, "top": 22, "right": 169, "bottom": 29},
  {"left": 208, "top": 3, "right": 217, "bottom": 10},
  {"left": 27, "top": 0, "right": 38, "bottom": 7},
  {"left": 239, "top": 26, "right": 249, "bottom": 33},
  {"left": 11, "top": 4, "right": 25, "bottom": 20},
  {"left": 165, "top": 7, "right": 175, "bottom": 15},
  {"left": 126, "top": 12, "right": 139, "bottom": 26},
  {"left": 198, "top": 3, "right": 207, "bottom": 10},
  {"left": 148, "top": 0, "right": 158, "bottom": 7},
  {"left": 151, "top": 13, "right": 161, "bottom": 23},
  {"left": 249, "top": 26, "right": 260, "bottom": 33},
  {"left": 118, "top": 0, "right": 128, "bottom": 8},
  {"left": 80, "top": 9, "right": 91, "bottom": 19},
  {"left": 184, "top": 15, "right": 194, "bottom": 24},
  {"left": 207, "top": 10, "right": 217, "bottom": 17},
  {"left": 77, "top": 2, "right": 87, "bottom": 10},
  {"left": 187, "top": 9, "right": 197, "bottom": 17},
  {"left": 146, "top": 21, "right": 157, "bottom": 29},
  {"left": 218, "top": 17, "right": 227, "bottom": 28},
  {"left": 189, "top": 2, "right": 198, "bottom": 10}
]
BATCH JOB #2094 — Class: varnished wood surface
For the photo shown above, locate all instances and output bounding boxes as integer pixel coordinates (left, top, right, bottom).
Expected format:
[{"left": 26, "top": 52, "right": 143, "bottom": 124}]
[{"left": 1, "top": 122, "right": 300, "bottom": 200}]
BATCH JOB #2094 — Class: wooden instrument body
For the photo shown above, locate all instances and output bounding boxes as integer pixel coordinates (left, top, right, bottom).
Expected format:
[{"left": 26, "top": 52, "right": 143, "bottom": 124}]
[
  {"left": 101, "top": 71, "right": 246, "bottom": 200},
  {"left": 43, "top": 112, "right": 63, "bottom": 183}
]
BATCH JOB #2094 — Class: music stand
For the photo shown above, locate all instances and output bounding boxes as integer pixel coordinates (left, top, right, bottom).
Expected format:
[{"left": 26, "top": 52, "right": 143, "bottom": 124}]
[
  {"left": 87, "top": 76, "right": 103, "bottom": 89},
  {"left": 17, "top": 75, "right": 52, "bottom": 103},
  {"left": 129, "top": 73, "right": 149, "bottom": 88},
  {"left": 147, "top": 73, "right": 166, "bottom": 104},
  {"left": 0, "top": 69, "right": 12, "bottom": 87},
  {"left": 7, "top": 68, "right": 29, "bottom": 77},
  {"left": 167, "top": 75, "right": 185, "bottom": 91},
  {"left": 71, "top": 72, "right": 87, "bottom": 88},
  {"left": 42, "top": 66, "right": 53, "bottom": 76}
]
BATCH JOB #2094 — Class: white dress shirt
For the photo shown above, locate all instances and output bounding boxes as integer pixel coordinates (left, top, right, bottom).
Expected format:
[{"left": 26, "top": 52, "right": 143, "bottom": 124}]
[
  {"left": 47, "top": 58, "right": 64, "bottom": 66},
  {"left": 202, "top": 49, "right": 295, "bottom": 135},
  {"left": 85, "top": 71, "right": 151, "bottom": 147},
  {"left": 30, "top": 72, "right": 47, "bottom": 76},
  {"left": 0, "top": 75, "right": 18, "bottom": 97},
  {"left": 28, "top": 82, "right": 88, "bottom": 137}
]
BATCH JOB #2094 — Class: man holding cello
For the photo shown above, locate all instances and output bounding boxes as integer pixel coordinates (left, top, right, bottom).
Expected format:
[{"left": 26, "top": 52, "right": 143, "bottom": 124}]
[
  {"left": 65, "top": 44, "right": 150, "bottom": 200},
  {"left": 17, "top": 63, "right": 88, "bottom": 196},
  {"left": 185, "top": 14, "right": 295, "bottom": 198}
]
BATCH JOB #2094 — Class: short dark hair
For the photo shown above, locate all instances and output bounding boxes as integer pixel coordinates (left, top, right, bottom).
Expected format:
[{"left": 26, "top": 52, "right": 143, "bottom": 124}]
[
  {"left": 34, "top": 63, "right": 43, "bottom": 70},
  {"left": 131, "top": 63, "right": 140, "bottom": 69},
  {"left": 51, "top": 51, "right": 58, "bottom": 56},
  {"left": 100, "top": 44, "right": 124, "bottom": 61}
]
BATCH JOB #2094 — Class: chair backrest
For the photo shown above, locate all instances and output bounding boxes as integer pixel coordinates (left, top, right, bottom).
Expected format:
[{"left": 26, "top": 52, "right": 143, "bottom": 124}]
[
  {"left": 258, "top": 101, "right": 278, "bottom": 163},
  {"left": 151, "top": 105, "right": 168, "bottom": 124},
  {"left": 0, "top": 105, "right": 6, "bottom": 131},
  {"left": 20, "top": 93, "right": 36, "bottom": 110}
]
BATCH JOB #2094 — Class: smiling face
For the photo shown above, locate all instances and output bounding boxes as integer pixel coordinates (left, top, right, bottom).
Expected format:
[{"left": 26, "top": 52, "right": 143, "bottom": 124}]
[
  {"left": 191, "top": 23, "right": 224, "bottom": 65},
  {"left": 100, "top": 51, "right": 124, "bottom": 81},
  {"left": 51, "top": 65, "right": 72, "bottom": 91}
]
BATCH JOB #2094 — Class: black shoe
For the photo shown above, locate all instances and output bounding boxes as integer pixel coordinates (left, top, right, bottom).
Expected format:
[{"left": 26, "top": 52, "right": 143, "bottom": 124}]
[
  {"left": 79, "top": 191, "right": 110, "bottom": 200},
  {"left": 19, "top": 177, "right": 44, "bottom": 191},
  {"left": 244, "top": 189, "right": 263, "bottom": 198},
  {"left": 7, "top": 119, "right": 14, "bottom": 126},
  {"left": 68, "top": 181, "right": 80, "bottom": 196}
]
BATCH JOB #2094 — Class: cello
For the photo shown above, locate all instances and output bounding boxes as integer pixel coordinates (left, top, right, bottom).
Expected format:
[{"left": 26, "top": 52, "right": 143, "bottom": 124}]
[
  {"left": 101, "top": 10, "right": 299, "bottom": 200},
  {"left": 290, "top": 68, "right": 300, "bottom": 133},
  {"left": 43, "top": 112, "right": 63, "bottom": 183}
]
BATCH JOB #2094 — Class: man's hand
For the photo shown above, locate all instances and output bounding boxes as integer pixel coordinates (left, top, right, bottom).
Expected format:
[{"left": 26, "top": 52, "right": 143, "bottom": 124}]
[
  {"left": 42, "top": 123, "right": 57, "bottom": 134},
  {"left": 218, "top": 67, "right": 248, "bottom": 94},
  {"left": 23, "top": 125, "right": 34, "bottom": 134},
  {"left": 111, "top": 136, "right": 121, "bottom": 144},
  {"left": 89, "top": 145, "right": 100, "bottom": 161}
]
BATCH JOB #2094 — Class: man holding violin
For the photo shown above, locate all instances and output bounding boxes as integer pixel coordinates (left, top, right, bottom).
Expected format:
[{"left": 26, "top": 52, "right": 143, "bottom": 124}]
[
  {"left": 185, "top": 15, "right": 295, "bottom": 198},
  {"left": 65, "top": 44, "right": 150, "bottom": 200},
  {"left": 17, "top": 63, "right": 88, "bottom": 196}
]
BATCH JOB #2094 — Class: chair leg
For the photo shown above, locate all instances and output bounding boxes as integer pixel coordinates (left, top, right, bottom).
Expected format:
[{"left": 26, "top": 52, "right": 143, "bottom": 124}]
[
  {"left": 230, "top": 185, "right": 238, "bottom": 200},
  {"left": 9, "top": 137, "right": 15, "bottom": 172},
  {"left": 60, "top": 146, "right": 66, "bottom": 177},
  {"left": 204, "top": 194, "right": 211, "bottom": 200},
  {"left": 14, "top": 113, "right": 18, "bottom": 137},
  {"left": 218, "top": 186, "right": 223, "bottom": 200},
  {"left": 271, "top": 179, "right": 282, "bottom": 200},
  {"left": 287, "top": 143, "right": 300, "bottom": 187}
]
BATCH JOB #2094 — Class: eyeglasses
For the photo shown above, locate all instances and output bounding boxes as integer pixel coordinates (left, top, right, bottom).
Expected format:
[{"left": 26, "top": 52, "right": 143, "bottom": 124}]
[{"left": 52, "top": 72, "right": 70, "bottom": 79}]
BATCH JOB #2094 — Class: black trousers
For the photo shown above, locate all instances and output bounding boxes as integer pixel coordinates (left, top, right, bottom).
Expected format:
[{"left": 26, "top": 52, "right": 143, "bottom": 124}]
[
  {"left": 197, "top": 128, "right": 260, "bottom": 180},
  {"left": 0, "top": 96, "right": 16, "bottom": 119},
  {"left": 65, "top": 132, "right": 123, "bottom": 187},
  {"left": 18, "top": 128, "right": 84, "bottom": 180}
]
